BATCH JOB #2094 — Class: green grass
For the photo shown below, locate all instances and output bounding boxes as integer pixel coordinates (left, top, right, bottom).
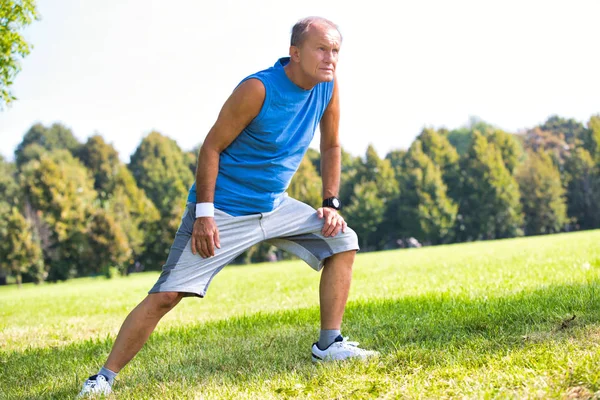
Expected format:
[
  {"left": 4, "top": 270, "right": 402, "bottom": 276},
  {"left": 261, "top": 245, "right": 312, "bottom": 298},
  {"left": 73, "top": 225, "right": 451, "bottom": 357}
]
[{"left": 1, "top": 230, "right": 599, "bottom": 399}]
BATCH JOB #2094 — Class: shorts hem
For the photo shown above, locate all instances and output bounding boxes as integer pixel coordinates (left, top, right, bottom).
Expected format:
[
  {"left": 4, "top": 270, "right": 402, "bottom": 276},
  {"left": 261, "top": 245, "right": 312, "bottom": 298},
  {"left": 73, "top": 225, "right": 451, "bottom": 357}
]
[{"left": 148, "top": 287, "right": 206, "bottom": 298}]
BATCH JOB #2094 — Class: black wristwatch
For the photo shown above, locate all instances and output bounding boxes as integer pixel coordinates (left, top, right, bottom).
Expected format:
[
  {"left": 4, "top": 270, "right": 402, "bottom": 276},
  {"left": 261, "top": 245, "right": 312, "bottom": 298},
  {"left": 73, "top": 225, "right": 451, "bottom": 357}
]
[{"left": 322, "top": 196, "right": 342, "bottom": 210}]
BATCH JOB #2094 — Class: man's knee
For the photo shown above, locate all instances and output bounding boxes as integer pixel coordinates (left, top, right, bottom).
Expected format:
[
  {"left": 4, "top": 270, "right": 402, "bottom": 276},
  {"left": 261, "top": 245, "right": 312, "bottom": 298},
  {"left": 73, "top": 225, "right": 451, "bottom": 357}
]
[
  {"left": 325, "top": 250, "right": 356, "bottom": 268},
  {"left": 148, "top": 291, "right": 183, "bottom": 310}
]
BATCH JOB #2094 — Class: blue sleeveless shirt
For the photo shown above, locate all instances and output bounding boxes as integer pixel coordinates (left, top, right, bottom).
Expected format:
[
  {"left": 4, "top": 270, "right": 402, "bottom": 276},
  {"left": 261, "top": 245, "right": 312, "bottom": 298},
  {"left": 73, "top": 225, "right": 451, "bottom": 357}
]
[{"left": 187, "top": 57, "right": 334, "bottom": 216}]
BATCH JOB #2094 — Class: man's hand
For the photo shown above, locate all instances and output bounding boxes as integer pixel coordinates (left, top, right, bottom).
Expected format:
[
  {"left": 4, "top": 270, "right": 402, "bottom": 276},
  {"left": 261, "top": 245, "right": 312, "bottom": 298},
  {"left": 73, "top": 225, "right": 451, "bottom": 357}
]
[
  {"left": 191, "top": 217, "right": 221, "bottom": 258},
  {"left": 317, "top": 207, "right": 347, "bottom": 237}
]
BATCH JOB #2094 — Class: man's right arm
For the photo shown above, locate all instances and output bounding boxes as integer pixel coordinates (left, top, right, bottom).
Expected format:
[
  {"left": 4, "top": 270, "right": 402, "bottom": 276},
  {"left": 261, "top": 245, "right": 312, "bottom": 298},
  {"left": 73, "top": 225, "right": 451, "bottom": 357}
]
[{"left": 192, "top": 78, "right": 265, "bottom": 258}]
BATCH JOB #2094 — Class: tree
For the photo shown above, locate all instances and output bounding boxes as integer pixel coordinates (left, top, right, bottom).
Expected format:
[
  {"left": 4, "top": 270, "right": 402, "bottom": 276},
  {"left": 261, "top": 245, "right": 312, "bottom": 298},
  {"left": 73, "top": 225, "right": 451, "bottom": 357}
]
[
  {"left": 15, "top": 123, "right": 81, "bottom": 167},
  {"left": 344, "top": 181, "right": 385, "bottom": 250},
  {"left": 305, "top": 147, "right": 321, "bottom": 175},
  {"left": 186, "top": 142, "right": 202, "bottom": 176},
  {"left": 128, "top": 131, "right": 194, "bottom": 267},
  {"left": 107, "top": 167, "right": 160, "bottom": 266},
  {"left": 77, "top": 134, "right": 160, "bottom": 267},
  {"left": 338, "top": 148, "right": 361, "bottom": 207},
  {"left": 288, "top": 154, "right": 321, "bottom": 209},
  {"left": 20, "top": 150, "right": 98, "bottom": 280},
  {"left": 345, "top": 145, "right": 398, "bottom": 249},
  {"left": 0, "top": 206, "right": 44, "bottom": 286},
  {"left": 486, "top": 129, "right": 523, "bottom": 174},
  {"left": 563, "top": 146, "right": 599, "bottom": 230},
  {"left": 516, "top": 150, "right": 567, "bottom": 235},
  {"left": 77, "top": 135, "right": 121, "bottom": 198},
  {"left": 0, "top": 0, "right": 38, "bottom": 109},
  {"left": 385, "top": 149, "right": 406, "bottom": 179},
  {"left": 457, "top": 131, "right": 523, "bottom": 241},
  {"left": 393, "top": 141, "right": 458, "bottom": 244},
  {"left": 540, "top": 115, "right": 589, "bottom": 146},
  {"left": 588, "top": 115, "right": 600, "bottom": 162},
  {"left": 416, "top": 128, "right": 461, "bottom": 200},
  {"left": 85, "top": 209, "right": 131, "bottom": 276},
  {"left": 0, "top": 155, "right": 19, "bottom": 206}
]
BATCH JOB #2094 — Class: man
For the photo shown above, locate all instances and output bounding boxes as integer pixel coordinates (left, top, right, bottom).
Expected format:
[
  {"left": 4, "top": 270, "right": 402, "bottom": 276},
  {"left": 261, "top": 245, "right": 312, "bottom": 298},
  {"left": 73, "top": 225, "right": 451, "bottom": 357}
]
[{"left": 79, "top": 16, "right": 377, "bottom": 397}]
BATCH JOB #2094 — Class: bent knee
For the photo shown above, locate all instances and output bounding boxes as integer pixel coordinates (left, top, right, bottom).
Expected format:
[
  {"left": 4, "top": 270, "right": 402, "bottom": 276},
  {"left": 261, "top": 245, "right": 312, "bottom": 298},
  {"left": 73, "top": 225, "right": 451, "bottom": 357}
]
[{"left": 150, "top": 291, "right": 183, "bottom": 309}]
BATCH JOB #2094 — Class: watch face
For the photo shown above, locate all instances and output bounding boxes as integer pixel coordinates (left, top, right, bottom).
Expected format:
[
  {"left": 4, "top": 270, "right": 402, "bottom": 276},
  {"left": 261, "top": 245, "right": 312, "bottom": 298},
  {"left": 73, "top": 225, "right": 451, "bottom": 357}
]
[{"left": 332, "top": 198, "right": 340, "bottom": 208}]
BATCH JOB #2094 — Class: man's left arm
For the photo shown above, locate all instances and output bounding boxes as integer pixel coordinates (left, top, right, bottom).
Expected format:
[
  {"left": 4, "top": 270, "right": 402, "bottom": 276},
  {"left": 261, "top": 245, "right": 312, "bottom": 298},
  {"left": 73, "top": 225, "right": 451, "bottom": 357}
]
[{"left": 318, "top": 78, "right": 347, "bottom": 237}]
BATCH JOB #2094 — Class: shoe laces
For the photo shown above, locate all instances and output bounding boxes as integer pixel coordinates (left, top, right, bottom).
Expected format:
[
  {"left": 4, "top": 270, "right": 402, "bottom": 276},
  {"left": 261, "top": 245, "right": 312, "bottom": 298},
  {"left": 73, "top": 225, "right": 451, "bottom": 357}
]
[{"left": 335, "top": 337, "right": 361, "bottom": 348}]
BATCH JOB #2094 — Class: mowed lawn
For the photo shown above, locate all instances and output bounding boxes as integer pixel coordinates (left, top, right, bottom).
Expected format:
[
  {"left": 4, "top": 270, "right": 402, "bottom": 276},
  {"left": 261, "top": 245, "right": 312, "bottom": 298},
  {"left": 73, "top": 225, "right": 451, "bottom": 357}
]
[{"left": 1, "top": 231, "right": 599, "bottom": 399}]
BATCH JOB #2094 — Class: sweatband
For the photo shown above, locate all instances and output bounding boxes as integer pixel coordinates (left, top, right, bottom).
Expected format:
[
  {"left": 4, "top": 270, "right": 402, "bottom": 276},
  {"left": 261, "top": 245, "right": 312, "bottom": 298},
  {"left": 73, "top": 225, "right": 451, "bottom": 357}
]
[{"left": 195, "top": 202, "right": 214, "bottom": 218}]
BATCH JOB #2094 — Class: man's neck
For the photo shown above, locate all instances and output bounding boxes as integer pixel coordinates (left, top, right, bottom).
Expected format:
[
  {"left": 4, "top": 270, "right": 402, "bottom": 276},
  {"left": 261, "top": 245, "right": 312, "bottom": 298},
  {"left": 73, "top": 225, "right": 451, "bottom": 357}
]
[{"left": 283, "top": 63, "right": 317, "bottom": 91}]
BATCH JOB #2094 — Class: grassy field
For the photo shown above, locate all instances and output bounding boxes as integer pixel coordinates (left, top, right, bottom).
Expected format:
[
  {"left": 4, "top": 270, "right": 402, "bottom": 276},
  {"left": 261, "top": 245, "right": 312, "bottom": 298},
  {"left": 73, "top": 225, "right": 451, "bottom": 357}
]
[{"left": 1, "top": 230, "right": 599, "bottom": 399}]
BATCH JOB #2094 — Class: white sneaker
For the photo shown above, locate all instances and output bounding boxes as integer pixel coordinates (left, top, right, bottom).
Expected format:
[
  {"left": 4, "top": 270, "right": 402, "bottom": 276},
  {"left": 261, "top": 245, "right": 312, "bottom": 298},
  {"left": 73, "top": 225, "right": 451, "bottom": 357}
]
[
  {"left": 311, "top": 335, "right": 379, "bottom": 362},
  {"left": 78, "top": 374, "right": 112, "bottom": 397}
]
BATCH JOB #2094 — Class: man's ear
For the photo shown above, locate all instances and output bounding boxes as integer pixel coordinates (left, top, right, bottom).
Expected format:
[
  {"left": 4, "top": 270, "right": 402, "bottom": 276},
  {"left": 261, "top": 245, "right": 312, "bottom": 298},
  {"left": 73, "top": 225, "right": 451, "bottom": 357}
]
[{"left": 289, "top": 45, "right": 301, "bottom": 62}]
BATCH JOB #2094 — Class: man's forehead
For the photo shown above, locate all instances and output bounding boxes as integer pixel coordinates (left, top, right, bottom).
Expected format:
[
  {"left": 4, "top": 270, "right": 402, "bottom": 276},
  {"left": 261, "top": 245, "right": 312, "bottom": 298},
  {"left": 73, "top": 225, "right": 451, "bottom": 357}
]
[{"left": 306, "top": 23, "right": 341, "bottom": 44}]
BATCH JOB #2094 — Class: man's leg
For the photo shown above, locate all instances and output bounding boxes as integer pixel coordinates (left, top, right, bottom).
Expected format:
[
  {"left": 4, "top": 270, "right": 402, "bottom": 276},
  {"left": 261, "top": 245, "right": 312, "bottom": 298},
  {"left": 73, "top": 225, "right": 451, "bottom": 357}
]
[
  {"left": 104, "top": 291, "right": 184, "bottom": 372},
  {"left": 319, "top": 250, "right": 355, "bottom": 330}
]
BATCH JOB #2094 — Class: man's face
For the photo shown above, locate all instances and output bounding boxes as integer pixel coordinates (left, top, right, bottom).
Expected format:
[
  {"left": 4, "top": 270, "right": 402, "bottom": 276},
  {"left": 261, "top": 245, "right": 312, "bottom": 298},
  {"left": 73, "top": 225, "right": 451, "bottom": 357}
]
[{"left": 294, "top": 24, "right": 341, "bottom": 84}]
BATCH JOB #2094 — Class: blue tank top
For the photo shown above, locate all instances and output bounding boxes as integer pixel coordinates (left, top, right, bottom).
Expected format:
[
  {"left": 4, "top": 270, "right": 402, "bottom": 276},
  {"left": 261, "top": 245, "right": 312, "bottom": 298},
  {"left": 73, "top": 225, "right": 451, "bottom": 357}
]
[{"left": 187, "top": 57, "right": 334, "bottom": 216}]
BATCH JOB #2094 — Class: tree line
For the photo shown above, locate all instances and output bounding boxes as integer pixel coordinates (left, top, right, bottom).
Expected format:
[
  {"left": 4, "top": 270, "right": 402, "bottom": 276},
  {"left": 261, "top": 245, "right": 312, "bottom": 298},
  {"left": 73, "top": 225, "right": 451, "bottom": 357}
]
[{"left": 1, "top": 114, "right": 599, "bottom": 285}]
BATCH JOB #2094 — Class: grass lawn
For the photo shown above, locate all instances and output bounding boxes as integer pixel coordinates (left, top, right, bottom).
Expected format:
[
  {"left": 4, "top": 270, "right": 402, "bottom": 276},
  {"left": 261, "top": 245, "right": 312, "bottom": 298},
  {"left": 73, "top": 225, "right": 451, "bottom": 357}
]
[{"left": 1, "top": 230, "right": 599, "bottom": 399}]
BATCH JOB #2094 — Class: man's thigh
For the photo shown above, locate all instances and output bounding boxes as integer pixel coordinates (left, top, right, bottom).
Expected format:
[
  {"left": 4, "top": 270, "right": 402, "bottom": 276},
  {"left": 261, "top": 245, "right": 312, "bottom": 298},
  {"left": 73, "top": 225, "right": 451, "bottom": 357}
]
[
  {"left": 263, "top": 195, "right": 359, "bottom": 271},
  {"left": 149, "top": 204, "right": 263, "bottom": 297}
]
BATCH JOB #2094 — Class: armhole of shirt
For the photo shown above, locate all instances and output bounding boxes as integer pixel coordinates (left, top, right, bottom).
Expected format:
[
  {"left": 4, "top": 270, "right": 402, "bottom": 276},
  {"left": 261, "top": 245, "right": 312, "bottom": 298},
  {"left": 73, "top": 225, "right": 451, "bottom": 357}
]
[{"left": 237, "top": 75, "right": 270, "bottom": 124}]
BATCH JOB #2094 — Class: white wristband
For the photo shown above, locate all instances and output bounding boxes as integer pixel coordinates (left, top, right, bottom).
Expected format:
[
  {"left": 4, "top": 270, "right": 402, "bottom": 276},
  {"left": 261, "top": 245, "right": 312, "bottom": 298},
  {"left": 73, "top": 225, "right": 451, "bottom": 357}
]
[{"left": 195, "top": 202, "right": 214, "bottom": 218}]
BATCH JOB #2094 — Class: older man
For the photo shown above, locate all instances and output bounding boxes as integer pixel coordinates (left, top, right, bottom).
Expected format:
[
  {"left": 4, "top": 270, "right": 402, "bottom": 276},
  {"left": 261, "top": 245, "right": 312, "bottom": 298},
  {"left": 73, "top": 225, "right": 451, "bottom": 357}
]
[{"left": 79, "top": 16, "right": 377, "bottom": 397}]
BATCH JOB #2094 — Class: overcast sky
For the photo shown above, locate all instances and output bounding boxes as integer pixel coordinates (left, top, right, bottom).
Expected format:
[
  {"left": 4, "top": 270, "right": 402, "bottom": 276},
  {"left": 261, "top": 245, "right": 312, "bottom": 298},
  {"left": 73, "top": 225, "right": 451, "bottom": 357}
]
[{"left": 1, "top": 0, "right": 599, "bottom": 162}]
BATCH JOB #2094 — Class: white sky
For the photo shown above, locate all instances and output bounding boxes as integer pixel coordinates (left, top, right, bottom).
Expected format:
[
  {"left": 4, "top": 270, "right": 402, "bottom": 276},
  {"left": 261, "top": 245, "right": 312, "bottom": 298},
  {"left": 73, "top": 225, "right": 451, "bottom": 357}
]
[{"left": 1, "top": 0, "right": 599, "bottom": 162}]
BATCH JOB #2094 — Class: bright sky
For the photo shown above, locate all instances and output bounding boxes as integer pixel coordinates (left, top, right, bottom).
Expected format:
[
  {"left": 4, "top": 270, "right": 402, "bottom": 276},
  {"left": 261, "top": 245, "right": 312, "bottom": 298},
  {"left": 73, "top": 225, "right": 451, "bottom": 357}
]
[{"left": 1, "top": 0, "right": 599, "bottom": 162}]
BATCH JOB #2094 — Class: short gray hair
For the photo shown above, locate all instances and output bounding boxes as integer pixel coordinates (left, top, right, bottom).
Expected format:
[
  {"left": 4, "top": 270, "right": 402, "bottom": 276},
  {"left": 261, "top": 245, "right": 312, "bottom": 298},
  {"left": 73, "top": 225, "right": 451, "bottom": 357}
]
[{"left": 290, "top": 17, "right": 342, "bottom": 47}]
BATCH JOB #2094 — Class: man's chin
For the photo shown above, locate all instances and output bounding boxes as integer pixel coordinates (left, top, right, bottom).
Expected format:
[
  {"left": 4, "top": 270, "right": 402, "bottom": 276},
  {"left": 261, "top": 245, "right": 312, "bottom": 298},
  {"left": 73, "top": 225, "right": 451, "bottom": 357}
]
[{"left": 318, "top": 74, "right": 334, "bottom": 82}]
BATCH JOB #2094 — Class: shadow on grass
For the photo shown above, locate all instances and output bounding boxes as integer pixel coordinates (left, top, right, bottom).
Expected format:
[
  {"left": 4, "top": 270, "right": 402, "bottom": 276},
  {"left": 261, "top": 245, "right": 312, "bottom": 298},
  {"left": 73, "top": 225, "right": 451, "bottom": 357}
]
[{"left": 1, "top": 279, "right": 598, "bottom": 399}]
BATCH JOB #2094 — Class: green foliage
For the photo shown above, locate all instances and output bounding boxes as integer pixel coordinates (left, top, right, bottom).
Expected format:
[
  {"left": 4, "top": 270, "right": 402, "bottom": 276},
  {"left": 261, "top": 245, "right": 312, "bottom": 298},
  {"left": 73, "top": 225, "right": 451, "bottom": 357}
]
[
  {"left": 446, "top": 128, "right": 472, "bottom": 156},
  {"left": 129, "top": 131, "right": 192, "bottom": 216},
  {"left": 344, "top": 181, "right": 385, "bottom": 249},
  {"left": 338, "top": 148, "right": 361, "bottom": 207},
  {"left": 76, "top": 135, "right": 121, "bottom": 197},
  {"left": 418, "top": 128, "right": 460, "bottom": 170},
  {"left": 516, "top": 150, "right": 567, "bottom": 235},
  {"left": 288, "top": 154, "right": 321, "bottom": 209},
  {"left": 0, "top": 155, "right": 19, "bottom": 206},
  {"left": 416, "top": 128, "right": 461, "bottom": 200},
  {"left": 19, "top": 150, "right": 97, "bottom": 280},
  {"left": 305, "top": 147, "right": 321, "bottom": 175},
  {"left": 108, "top": 167, "right": 160, "bottom": 261},
  {"left": 77, "top": 135, "right": 160, "bottom": 264},
  {"left": 14, "top": 123, "right": 81, "bottom": 167},
  {"left": 185, "top": 143, "right": 202, "bottom": 176},
  {"left": 540, "top": 115, "right": 589, "bottom": 145},
  {"left": 457, "top": 131, "right": 523, "bottom": 241},
  {"left": 0, "top": 206, "right": 43, "bottom": 285},
  {"left": 345, "top": 145, "right": 398, "bottom": 249},
  {"left": 393, "top": 140, "right": 457, "bottom": 244},
  {"left": 588, "top": 114, "right": 600, "bottom": 161},
  {"left": 563, "top": 146, "right": 599, "bottom": 230},
  {"left": 384, "top": 149, "right": 406, "bottom": 179},
  {"left": 0, "top": 0, "right": 38, "bottom": 109},
  {"left": 128, "top": 131, "right": 194, "bottom": 268},
  {"left": 485, "top": 128, "right": 523, "bottom": 174},
  {"left": 85, "top": 209, "right": 131, "bottom": 275}
]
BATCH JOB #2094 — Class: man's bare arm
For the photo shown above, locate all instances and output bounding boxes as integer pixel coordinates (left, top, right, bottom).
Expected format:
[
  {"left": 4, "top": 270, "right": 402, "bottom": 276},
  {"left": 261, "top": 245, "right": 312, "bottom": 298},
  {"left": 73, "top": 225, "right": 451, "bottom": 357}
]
[
  {"left": 318, "top": 78, "right": 345, "bottom": 237},
  {"left": 192, "top": 79, "right": 265, "bottom": 257}
]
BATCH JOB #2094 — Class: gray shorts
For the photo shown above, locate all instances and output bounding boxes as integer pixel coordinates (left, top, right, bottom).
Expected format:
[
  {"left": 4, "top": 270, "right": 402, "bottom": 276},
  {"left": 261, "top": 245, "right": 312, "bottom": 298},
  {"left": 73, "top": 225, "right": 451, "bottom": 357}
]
[{"left": 148, "top": 195, "right": 359, "bottom": 297}]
